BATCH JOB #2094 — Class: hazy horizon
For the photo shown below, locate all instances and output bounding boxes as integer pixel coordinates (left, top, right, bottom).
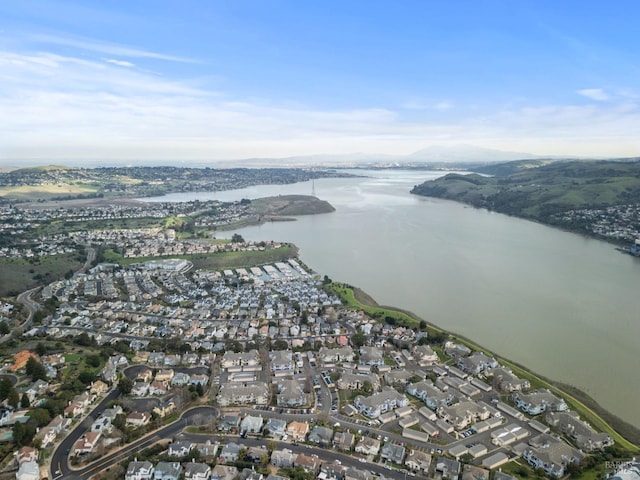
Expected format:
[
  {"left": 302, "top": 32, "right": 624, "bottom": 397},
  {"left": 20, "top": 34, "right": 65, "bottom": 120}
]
[{"left": 2, "top": 1, "right": 640, "bottom": 161}]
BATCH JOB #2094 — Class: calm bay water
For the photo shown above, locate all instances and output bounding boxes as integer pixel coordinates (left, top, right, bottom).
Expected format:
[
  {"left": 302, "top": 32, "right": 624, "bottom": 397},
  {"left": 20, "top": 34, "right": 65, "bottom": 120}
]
[{"left": 143, "top": 170, "right": 640, "bottom": 427}]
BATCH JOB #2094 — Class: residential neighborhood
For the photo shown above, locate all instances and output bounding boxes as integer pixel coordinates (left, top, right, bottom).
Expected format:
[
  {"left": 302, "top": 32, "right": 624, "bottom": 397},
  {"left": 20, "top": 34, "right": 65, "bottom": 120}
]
[{"left": 0, "top": 207, "right": 628, "bottom": 480}]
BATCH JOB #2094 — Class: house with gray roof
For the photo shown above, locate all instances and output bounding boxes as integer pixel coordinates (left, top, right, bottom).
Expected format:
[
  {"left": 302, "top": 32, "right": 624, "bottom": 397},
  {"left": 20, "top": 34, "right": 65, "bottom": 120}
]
[
  {"left": 337, "top": 371, "right": 380, "bottom": 391},
  {"left": 271, "top": 448, "right": 296, "bottom": 468},
  {"left": 219, "top": 442, "right": 244, "bottom": 463},
  {"left": 240, "top": 415, "right": 263, "bottom": 434},
  {"left": 308, "top": 425, "right": 334, "bottom": 446},
  {"left": 276, "top": 379, "right": 306, "bottom": 407},
  {"left": 486, "top": 367, "right": 530, "bottom": 393},
  {"left": 333, "top": 431, "right": 354, "bottom": 451},
  {"left": 345, "top": 468, "right": 373, "bottom": 480},
  {"left": 435, "top": 458, "right": 462, "bottom": 480},
  {"left": 318, "top": 346, "right": 354, "bottom": 365},
  {"left": 457, "top": 352, "right": 498, "bottom": 375},
  {"left": 546, "top": 410, "right": 614, "bottom": 451},
  {"left": 380, "top": 443, "right": 406, "bottom": 465},
  {"left": 269, "top": 350, "right": 294, "bottom": 373},
  {"left": 523, "top": 434, "right": 583, "bottom": 478},
  {"left": 211, "top": 466, "right": 239, "bottom": 480},
  {"left": 154, "top": 462, "right": 181, "bottom": 480},
  {"left": 264, "top": 418, "right": 287, "bottom": 437},
  {"left": 125, "top": 461, "right": 154, "bottom": 480},
  {"left": 183, "top": 462, "right": 211, "bottom": 480},
  {"left": 353, "top": 387, "right": 408, "bottom": 418},
  {"left": 168, "top": 440, "right": 193, "bottom": 458},
  {"left": 406, "top": 381, "right": 454, "bottom": 410},
  {"left": 437, "top": 401, "right": 491, "bottom": 430},
  {"left": 218, "top": 382, "right": 269, "bottom": 406},
  {"left": 359, "top": 346, "right": 383, "bottom": 367},
  {"left": 513, "top": 389, "right": 567, "bottom": 416}
]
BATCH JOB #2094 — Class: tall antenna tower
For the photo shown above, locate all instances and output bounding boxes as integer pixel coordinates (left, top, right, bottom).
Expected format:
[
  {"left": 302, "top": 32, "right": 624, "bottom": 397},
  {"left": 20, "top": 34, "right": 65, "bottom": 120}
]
[{"left": 311, "top": 177, "right": 316, "bottom": 196}]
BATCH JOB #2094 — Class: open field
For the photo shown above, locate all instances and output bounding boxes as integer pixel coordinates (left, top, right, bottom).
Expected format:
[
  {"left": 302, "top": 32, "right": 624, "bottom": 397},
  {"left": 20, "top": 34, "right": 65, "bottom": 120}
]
[
  {"left": 250, "top": 195, "right": 335, "bottom": 216},
  {"left": 325, "top": 281, "right": 640, "bottom": 451},
  {"left": 104, "top": 244, "right": 299, "bottom": 271},
  {"left": 0, "top": 183, "right": 98, "bottom": 200},
  {"left": 0, "top": 252, "right": 84, "bottom": 298}
]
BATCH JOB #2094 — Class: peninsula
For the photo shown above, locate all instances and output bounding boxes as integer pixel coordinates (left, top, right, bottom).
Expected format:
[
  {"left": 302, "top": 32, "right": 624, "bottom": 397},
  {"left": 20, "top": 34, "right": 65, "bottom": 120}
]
[{"left": 410, "top": 159, "right": 640, "bottom": 247}]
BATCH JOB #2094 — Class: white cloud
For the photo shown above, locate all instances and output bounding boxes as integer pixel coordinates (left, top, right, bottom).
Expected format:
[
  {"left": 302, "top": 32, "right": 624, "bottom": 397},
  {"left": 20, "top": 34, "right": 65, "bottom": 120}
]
[
  {"left": 577, "top": 88, "right": 609, "bottom": 101},
  {"left": 31, "top": 33, "right": 198, "bottom": 63},
  {"left": 1, "top": 49, "right": 639, "bottom": 161},
  {"left": 104, "top": 58, "right": 135, "bottom": 68}
]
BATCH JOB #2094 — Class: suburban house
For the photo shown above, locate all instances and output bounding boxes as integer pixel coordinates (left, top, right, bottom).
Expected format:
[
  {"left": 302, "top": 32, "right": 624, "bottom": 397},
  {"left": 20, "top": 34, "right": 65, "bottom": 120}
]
[
  {"left": 183, "top": 462, "right": 211, "bottom": 480},
  {"left": 276, "top": 379, "right": 306, "bottom": 407},
  {"left": 457, "top": 352, "right": 498, "bottom": 375},
  {"left": 333, "top": 431, "right": 354, "bottom": 451},
  {"left": 307, "top": 426, "right": 334, "bottom": 446},
  {"left": 380, "top": 444, "right": 406, "bottom": 465},
  {"left": 406, "top": 381, "right": 455, "bottom": 410},
  {"left": 270, "top": 350, "right": 294, "bottom": 373},
  {"left": 405, "top": 450, "right": 432, "bottom": 473},
  {"left": 412, "top": 345, "right": 439, "bottom": 366},
  {"left": 337, "top": 372, "right": 380, "bottom": 391},
  {"left": 168, "top": 440, "right": 194, "bottom": 458},
  {"left": 211, "top": 465, "right": 239, "bottom": 480},
  {"left": 240, "top": 415, "right": 263, "bottom": 434},
  {"left": 353, "top": 387, "right": 409, "bottom": 418},
  {"left": 221, "top": 350, "right": 261, "bottom": 370},
  {"left": 546, "top": 411, "right": 614, "bottom": 451},
  {"left": 219, "top": 443, "right": 244, "bottom": 463},
  {"left": 318, "top": 346, "right": 355, "bottom": 365},
  {"left": 513, "top": 390, "right": 568, "bottom": 416},
  {"left": 154, "top": 461, "right": 182, "bottom": 480},
  {"left": 523, "top": 434, "right": 583, "bottom": 478},
  {"left": 73, "top": 431, "right": 101, "bottom": 455},
  {"left": 355, "top": 437, "right": 381, "bottom": 456},
  {"left": 125, "top": 461, "right": 155, "bottom": 480},
  {"left": 264, "top": 418, "right": 287, "bottom": 437},
  {"left": 486, "top": 367, "right": 531, "bottom": 392},
  {"left": 217, "top": 382, "right": 269, "bottom": 406},
  {"left": 286, "top": 421, "right": 309, "bottom": 442},
  {"left": 294, "top": 453, "right": 321, "bottom": 474},
  {"left": 271, "top": 449, "right": 296, "bottom": 468},
  {"left": 358, "top": 346, "right": 383, "bottom": 367},
  {"left": 437, "top": 401, "right": 491, "bottom": 430},
  {"left": 126, "top": 411, "right": 152, "bottom": 428}
]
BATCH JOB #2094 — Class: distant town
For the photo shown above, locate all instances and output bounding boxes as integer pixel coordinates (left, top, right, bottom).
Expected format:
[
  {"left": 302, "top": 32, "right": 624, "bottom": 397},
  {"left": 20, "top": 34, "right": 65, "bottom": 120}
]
[{"left": 0, "top": 176, "right": 635, "bottom": 480}]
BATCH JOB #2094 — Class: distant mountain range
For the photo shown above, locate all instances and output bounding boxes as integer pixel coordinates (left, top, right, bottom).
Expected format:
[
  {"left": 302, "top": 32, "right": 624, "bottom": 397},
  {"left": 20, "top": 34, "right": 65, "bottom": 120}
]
[
  {"left": 210, "top": 144, "right": 583, "bottom": 168},
  {"left": 0, "top": 144, "right": 611, "bottom": 170}
]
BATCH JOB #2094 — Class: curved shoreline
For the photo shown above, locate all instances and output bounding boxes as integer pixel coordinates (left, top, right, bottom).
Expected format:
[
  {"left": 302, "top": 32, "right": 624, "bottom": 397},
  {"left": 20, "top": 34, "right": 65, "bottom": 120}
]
[{"left": 332, "top": 283, "right": 640, "bottom": 450}]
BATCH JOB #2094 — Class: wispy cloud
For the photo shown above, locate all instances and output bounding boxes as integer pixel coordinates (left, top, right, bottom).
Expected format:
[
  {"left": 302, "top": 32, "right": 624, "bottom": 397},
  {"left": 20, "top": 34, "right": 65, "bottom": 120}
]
[
  {"left": 31, "top": 33, "right": 199, "bottom": 63},
  {"left": 577, "top": 88, "right": 609, "bottom": 101},
  {"left": 1, "top": 47, "right": 639, "bottom": 161},
  {"left": 104, "top": 58, "right": 135, "bottom": 68},
  {"left": 402, "top": 100, "right": 453, "bottom": 111}
]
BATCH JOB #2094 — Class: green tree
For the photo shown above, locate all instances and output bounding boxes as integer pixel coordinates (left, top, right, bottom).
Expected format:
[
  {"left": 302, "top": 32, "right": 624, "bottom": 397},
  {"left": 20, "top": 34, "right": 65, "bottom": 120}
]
[
  {"left": 35, "top": 342, "right": 48, "bottom": 356},
  {"left": 27, "top": 408, "right": 51, "bottom": 427},
  {"left": 118, "top": 377, "right": 133, "bottom": 395},
  {"left": 351, "top": 332, "right": 367, "bottom": 348},
  {"left": 0, "top": 378, "right": 14, "bottom": 401},
  {"left": 78, "top": 370, "right": 96, "bottom": 385},
  {"left": 20, "top": 393, "right": 30, "bottom": 408},
  {"left": 7, "top": 387, "right": 20, "bottom": 408},
  {"left": 25, "top": 357, "right": 47, "bottom": 382},
  {"left": 231, "top": 233, "right": 245, "bottom": 243},
  {"left": 0, "top": 322, "right": 10, "bottom": 335}
]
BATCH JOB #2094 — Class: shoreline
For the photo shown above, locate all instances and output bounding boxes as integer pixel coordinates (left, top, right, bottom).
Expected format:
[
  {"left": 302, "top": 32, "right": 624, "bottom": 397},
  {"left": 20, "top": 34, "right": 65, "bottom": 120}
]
[{"left": 335, "top": 284, "right": 640, "bottom": 450}]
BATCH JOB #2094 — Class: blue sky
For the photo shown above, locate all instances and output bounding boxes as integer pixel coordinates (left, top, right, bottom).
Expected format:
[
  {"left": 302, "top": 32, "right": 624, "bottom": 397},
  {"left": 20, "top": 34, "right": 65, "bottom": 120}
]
[{"left": 1, "top": 0, "right": 640, "bottom": 162}]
